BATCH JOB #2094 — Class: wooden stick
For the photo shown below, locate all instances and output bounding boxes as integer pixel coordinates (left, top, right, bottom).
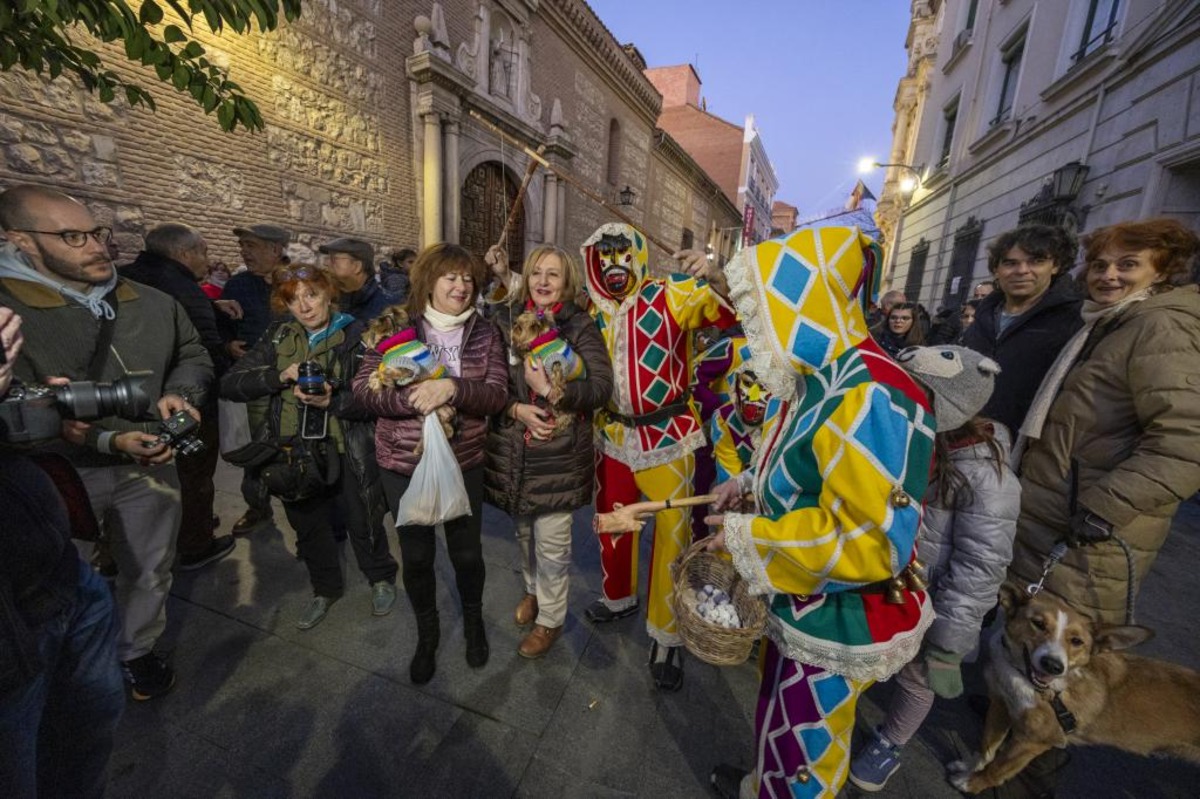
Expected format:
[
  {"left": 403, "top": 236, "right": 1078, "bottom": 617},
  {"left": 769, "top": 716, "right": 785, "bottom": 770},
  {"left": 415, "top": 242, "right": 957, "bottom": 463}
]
[
  {"left": 467, "top": 109, "right": 678, "bottom": 256},
  {"left": 497, "top": 145, "right": 544, "bottom": 251},
  {"left": 593, "top": 494, "right": 719, "bottom": 535}
]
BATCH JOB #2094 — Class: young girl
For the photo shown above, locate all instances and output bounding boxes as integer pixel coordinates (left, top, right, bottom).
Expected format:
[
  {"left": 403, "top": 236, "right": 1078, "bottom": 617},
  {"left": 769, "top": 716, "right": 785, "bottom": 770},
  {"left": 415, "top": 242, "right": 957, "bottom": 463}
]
[{"left": 849, "top": 345, "right": 1020, "bottom": 792}]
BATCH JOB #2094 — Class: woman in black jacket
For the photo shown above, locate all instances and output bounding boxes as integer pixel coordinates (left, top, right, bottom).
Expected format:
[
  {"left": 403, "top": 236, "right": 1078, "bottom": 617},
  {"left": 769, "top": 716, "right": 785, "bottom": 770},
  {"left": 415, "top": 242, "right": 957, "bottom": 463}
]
[
  {"left": 221, "top": 265, "right": 397, "bottom": 630},
  {"left": 877, "top": 302, "right": 925, "bottom": 358},
  {"left": 483, "top": 245, "right": 613, "bottom": 658}
]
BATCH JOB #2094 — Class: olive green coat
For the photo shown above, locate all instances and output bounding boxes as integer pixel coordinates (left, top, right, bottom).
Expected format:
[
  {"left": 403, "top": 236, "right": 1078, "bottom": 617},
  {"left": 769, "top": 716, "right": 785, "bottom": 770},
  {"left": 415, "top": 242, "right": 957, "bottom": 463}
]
[{"left": 1009, "top": 286, "right": 1200, "bottom": 624}]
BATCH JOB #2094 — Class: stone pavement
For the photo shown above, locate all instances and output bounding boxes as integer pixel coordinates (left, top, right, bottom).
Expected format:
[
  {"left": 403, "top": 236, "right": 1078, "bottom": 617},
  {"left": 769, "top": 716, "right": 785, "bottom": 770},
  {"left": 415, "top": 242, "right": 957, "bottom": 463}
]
[{"left": 107, "top": 462, "right": 1200, "bottom": 798}]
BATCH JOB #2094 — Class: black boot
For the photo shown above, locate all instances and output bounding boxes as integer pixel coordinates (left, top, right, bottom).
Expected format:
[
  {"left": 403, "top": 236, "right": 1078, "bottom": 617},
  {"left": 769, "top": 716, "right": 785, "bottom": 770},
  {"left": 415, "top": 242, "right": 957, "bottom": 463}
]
[
  {"left": 410, "top": 609, "right": 439, "bottom": 685},
  {"left": 462, "top": 603, "right": 489, "bottom": 668}
]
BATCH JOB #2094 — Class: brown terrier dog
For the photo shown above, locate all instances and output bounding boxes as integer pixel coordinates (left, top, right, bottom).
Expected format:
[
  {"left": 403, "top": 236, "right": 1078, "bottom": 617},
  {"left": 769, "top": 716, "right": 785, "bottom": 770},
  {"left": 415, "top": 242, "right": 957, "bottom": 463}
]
[
  {"left": 364, "top": 303, "right": 455, "bottom": 452},
  {"left": 510, "top": 307, "right": 574, "bottom": 438},
  {"left": 948, "top": 583, "right": 1200, "bottom": 793}
]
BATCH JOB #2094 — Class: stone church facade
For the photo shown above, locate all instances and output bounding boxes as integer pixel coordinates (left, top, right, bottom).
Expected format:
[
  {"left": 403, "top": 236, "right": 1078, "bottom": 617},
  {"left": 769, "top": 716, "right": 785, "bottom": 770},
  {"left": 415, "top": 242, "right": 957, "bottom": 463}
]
[{"left": 0, "top": 0, "right": 739, "bottom": 272}]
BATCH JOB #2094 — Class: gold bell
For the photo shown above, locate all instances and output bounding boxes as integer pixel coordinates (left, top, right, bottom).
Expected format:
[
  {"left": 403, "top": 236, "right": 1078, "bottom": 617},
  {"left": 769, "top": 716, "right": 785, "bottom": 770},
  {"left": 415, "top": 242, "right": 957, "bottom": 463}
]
[
  {"left": 886, "top": 577, "right": 907, "bottom": 605},
  {"left": 904, "top": 564, "right": 930, "bottom": 593},
  {"left": 890, "top": 487, "right": 912, "bottom": 508},
  {"left": 794, "top": 766, "right": 811, "bottom": 784}
]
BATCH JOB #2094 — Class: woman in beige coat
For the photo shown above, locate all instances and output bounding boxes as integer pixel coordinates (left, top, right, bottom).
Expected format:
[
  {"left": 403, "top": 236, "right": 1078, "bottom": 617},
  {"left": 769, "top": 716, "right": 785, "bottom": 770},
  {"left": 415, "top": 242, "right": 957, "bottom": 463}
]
[{"left": 1009, "top": 218, "right": 1200, "bottom": 624}]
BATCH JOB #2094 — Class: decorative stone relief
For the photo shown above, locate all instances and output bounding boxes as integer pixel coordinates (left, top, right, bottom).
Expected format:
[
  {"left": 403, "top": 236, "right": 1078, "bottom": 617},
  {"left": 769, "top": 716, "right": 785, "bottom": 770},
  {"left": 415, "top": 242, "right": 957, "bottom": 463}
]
[
  {"left": 266, "top": 128, "right": 388, "bottom": 194},
  {"left": 258, "top": 28, "right": 384, "bottom": 106},
  {"left": 281, "top": 178, "right": 384, "bottom": 234},
  {"left": 271, "top": 76, "right": 380, "bottom": 152},
  {"left": 299, "top": 0, "right": 377, "bottom": 60},
  {"left": 172, "top": 155, "right": 246, "bottom": 210}
]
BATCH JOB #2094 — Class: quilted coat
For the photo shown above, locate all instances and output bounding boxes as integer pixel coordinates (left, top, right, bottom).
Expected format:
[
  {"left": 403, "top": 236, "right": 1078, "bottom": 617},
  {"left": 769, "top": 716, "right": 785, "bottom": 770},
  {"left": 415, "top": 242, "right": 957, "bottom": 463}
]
[
  {"left": 350, "top": 312, "right": 507, "bottom": 476},
  {"left": 919, "top": 424, "right": 1020, "bottom": 655},
  {"left": 1008, "top": 286, "right": 1200, "bottom": 624},
  {"left": 483, "top": 301, "right": 613, "bottom": 516}
]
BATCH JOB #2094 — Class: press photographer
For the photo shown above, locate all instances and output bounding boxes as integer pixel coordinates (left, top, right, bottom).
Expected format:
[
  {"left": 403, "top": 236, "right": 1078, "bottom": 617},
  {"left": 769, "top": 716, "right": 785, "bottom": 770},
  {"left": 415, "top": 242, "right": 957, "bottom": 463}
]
[
  {"left": 0, "top": 307, "right": 126, "bottom": 798},
  {"left": 0, "top": 184, "right": 214, "bottom": 702}
]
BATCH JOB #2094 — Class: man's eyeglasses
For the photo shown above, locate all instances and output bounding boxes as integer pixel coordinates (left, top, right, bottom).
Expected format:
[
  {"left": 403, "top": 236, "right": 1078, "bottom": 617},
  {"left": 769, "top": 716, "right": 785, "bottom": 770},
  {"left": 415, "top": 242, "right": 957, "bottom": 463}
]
[{"left": 10, "top": 227, "right": 113, "bottom": 248}]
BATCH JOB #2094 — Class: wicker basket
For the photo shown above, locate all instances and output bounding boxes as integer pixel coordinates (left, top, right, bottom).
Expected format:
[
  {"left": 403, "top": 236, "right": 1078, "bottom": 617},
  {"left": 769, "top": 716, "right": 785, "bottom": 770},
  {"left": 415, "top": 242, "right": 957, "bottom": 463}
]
[{"left": 672, "top": 538, "right": 768, "bottom": 666}]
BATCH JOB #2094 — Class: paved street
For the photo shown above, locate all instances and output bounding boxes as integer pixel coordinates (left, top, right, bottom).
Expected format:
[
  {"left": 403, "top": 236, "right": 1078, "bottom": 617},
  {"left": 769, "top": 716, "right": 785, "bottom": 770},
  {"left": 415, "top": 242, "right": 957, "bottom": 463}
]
[{"left": 108, "top": 462, "right": 1200, "bottom": 798}]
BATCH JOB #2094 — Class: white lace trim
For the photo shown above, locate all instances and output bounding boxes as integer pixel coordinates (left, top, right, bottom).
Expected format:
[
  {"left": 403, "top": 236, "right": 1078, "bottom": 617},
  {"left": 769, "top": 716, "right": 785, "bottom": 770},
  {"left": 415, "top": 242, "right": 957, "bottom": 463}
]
[
  {"left": 766, "top": 594, "right": 935, "bottom": 682},
  {"left": 647, "top": 621, "right": 683, "bottom": 648},
  {"left": 596, "top": 426, "right": 706, "bottom": 471},
  {"left": 723, "top": 247, "right": 797, "bottom": 402},
  {"left": 723, "top": 512, "right": 775, "bottom": 597}
]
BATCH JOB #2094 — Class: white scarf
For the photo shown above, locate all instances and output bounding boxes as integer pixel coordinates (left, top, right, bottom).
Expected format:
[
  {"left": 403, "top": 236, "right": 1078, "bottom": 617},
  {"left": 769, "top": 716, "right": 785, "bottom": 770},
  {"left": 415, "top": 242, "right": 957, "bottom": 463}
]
[
  {"left": 423, "top": 305, "right": 474, "bottom": 332},
  {"left": 1015, "top": 287, "right": 1155, "bottom": 459}
]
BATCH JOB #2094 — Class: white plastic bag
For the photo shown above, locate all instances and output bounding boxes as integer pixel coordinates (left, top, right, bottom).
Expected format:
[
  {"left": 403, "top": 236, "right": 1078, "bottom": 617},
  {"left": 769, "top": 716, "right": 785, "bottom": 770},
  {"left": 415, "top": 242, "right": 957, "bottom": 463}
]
[{"left": 394, "top": 413, "right": 472, "bottom": 526}]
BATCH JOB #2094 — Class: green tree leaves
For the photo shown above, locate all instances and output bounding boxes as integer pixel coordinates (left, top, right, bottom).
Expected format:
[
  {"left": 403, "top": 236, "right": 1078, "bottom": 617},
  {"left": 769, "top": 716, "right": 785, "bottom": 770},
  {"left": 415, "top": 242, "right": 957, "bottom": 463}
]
[{"left": 0, "top": 0, "right": 303, "bottom": 132}]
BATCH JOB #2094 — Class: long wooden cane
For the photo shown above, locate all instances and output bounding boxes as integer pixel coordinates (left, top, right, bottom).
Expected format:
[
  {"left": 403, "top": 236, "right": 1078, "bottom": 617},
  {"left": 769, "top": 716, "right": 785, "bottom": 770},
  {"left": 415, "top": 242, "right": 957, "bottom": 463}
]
[
  {"left": 496, "top": 145, "right": 545, "bottom": 252},
  {"left": 593, "top": 494, "right": 719, "bottom": 535}
]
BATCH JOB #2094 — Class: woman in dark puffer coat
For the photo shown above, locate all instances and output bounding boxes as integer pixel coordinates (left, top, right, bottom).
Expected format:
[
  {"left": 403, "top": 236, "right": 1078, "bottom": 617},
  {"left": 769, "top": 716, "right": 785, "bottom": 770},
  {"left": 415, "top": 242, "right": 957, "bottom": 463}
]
[
  {"left": 351, "top": 244, "right": 507, "bottom": 686},
  {"left": 483, "top": 245, "right": 613, "bottom": 659}
]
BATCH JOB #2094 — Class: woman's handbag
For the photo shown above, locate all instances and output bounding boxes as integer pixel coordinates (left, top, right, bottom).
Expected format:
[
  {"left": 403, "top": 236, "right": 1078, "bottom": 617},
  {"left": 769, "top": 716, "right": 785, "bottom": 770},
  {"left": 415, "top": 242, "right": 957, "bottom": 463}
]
[
  {"left": 394, "top": 413, "right": 471, "bottom": 526},
  {"left": 217, "top": 399, "right": 253, "bottom": 458}
]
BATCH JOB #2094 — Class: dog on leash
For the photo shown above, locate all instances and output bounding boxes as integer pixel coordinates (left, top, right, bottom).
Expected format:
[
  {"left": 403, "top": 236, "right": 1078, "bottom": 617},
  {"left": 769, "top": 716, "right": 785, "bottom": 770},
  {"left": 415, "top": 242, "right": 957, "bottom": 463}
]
[{"left": 948, "top": 583, "right": 1200, "bottom": 793}]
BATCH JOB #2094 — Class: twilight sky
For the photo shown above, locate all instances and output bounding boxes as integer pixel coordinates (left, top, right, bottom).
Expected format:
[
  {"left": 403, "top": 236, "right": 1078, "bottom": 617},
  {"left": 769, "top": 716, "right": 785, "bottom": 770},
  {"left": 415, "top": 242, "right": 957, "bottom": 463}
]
[{"left": 587, "top": 0, "right": 913, "bottom": 217}]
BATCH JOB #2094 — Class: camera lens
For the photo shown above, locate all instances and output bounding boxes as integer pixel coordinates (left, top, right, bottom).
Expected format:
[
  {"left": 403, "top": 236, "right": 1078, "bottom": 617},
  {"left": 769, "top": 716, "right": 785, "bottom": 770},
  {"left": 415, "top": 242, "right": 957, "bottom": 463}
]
[
  {"left": 54, "top": 372, "right": 154, "bottom": 421},
  {"left": 297, "top": 361, "right": 325, "bottom": 396}
]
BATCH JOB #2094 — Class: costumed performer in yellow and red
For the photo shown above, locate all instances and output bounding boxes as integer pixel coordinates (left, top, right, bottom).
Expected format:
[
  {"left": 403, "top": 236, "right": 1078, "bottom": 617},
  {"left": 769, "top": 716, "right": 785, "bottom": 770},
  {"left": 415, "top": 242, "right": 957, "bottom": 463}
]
[
  {"left": 582, "top": 222, "right": 736, "bottom": 691},
  {"left": 705, "top": 224, "right": 936, "bottom": 798}
]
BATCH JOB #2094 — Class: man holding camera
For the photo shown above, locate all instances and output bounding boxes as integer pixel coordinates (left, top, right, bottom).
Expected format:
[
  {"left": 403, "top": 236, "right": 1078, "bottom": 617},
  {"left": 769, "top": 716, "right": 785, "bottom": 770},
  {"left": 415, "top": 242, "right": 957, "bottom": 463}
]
[{"left": 0, "top": 184, "right": 213, "bottom": 701}]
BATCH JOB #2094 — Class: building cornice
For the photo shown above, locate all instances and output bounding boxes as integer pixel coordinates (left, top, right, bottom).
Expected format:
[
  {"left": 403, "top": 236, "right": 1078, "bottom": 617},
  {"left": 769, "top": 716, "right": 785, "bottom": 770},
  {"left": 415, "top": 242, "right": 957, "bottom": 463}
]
[{"left": 540, "top": 0, "right": 662, "bottom": 127}]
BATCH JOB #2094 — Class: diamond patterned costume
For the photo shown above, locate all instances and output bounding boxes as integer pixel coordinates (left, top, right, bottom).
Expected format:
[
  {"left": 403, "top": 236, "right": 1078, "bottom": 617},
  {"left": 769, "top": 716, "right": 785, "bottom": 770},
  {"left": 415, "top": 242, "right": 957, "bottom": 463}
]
[
  {"left": 582, "top": 223, "right": 735, "bottom": 644},
  {"left": 720, "top": 225, "right": 936, "bottom": 798}
]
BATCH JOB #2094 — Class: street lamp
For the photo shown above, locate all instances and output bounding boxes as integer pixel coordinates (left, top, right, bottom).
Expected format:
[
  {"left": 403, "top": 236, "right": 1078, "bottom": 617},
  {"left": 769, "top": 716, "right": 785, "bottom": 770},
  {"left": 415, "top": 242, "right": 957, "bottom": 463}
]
[
  {"left": 1050, "top": 161, "right": 1090, "bottom": 203},
  {"left": 858, "top": 158, "right": 926, "bottom": 193},
  {"left": 618, "top": 185, "right": 636, "bottom": 206}
]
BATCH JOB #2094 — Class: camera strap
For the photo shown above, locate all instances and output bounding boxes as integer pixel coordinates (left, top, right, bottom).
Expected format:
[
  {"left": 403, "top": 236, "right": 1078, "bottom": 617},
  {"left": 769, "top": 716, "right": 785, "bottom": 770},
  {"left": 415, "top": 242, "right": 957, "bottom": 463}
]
[{"left": 86, "top": 289, "right": 120, "bottom": 381}]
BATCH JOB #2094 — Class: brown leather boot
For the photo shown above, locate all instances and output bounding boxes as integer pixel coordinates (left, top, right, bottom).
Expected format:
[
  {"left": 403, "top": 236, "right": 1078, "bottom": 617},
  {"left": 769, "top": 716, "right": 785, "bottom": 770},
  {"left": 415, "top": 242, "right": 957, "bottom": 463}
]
[
  {"left": 518, "top": 624, "right": 562, "bottom": 659},
  {"left": 514, "top": 593, "right": 538, "bottom": 626}
]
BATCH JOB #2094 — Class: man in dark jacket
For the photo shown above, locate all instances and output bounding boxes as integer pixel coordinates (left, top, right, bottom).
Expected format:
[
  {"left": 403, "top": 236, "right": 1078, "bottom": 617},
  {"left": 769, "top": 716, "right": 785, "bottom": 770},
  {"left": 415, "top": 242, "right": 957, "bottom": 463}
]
[
  {"left": 0, "top": 184, "right": 213, "bottom": 701},
  {"left": 962, "top": 224, "right": 1083, "bottom": 437},
  {"left": 224, "top": 223, "right": 291, "bottom": 535},
  {"left": 121, "top": 223, "right": 236, "bottom": 570},
  {"left": 319, "top": 236, "right": 397, "bottom": 323}
]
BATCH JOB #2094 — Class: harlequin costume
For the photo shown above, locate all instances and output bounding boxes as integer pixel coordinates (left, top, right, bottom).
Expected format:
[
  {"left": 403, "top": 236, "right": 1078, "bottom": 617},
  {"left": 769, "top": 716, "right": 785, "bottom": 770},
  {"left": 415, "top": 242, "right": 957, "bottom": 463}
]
[
  {"left": 697, "top": 337, "right": 769, "bottom": 484},
  {"left": 718, "top": 225, "right": 936, "bottom": 798},
  {"left": 581, "top": 223, "right": 736, "bottom": 669}
]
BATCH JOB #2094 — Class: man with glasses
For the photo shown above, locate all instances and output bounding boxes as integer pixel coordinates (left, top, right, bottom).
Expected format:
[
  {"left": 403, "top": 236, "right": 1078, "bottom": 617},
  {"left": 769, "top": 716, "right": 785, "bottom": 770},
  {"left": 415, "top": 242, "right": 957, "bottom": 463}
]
[
  {"left": 319, "top": 236, "right": 396, "bottom": 322},
  {"left": 223, "top": 222, "right": 291, "bottom": 535},
  {"left": 0, "top": 184, "right": 213, "bottom": 701},
  {"left": 962, "top": 224, "right": 1083, "bottom": 437}
]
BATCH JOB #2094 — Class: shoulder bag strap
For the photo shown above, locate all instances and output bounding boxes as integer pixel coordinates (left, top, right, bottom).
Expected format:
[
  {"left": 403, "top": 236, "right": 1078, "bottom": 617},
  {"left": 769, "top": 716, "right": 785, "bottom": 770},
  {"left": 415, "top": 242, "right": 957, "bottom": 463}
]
[{"left": 85, "top": 289, "right": 120, "bottom": 381}]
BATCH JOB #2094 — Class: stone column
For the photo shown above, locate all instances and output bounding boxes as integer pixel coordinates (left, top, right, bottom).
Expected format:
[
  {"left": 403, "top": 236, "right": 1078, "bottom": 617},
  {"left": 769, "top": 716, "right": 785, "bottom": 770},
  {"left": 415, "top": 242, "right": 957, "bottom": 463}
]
[
  {"left": 542, "top": 172, "right": 557, "bottom": 243},
  {"left": 556, "top": 183, "right": 566, "bottom": 247},
  {"left": 422, "top": 112, "right": 443, "bottom": 246},
  {"left": 443, "top": 119, "right": 461, "bottom": 244}
]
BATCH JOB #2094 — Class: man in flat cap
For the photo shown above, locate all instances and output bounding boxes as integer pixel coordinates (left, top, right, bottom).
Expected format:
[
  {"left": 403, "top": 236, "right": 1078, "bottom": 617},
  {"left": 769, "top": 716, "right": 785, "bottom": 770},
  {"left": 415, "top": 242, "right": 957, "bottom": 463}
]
[
  {"left": 319, "top": 236, "right": 396, "bottom": 323},
  {"left": 223, "top": 223, "right": 291, "bottom": 535}
]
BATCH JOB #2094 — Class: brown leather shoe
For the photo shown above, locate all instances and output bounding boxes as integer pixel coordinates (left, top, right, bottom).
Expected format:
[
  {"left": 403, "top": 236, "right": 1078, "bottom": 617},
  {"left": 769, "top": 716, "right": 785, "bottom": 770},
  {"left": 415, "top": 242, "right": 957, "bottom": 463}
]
[
  {"left": 514, "top": 593, "right": 538, "bottom": 626},
  {"left": 518, "top": 624, "right": 562, "bottom": 659}
]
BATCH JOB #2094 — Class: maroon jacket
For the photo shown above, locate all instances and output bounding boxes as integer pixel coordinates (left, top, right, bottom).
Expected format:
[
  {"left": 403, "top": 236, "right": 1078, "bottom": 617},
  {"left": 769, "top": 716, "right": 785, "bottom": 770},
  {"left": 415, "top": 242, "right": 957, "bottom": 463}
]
[{"left": 351, "top": 313, "right": 508, "bottom": 476}]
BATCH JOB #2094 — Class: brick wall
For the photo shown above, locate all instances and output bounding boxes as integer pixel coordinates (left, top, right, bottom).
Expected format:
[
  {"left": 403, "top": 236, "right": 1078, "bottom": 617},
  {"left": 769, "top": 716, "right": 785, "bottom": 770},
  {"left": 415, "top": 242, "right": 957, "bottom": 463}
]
[{"left": 645, "top": 65, "right": 701, "bottom": 109}]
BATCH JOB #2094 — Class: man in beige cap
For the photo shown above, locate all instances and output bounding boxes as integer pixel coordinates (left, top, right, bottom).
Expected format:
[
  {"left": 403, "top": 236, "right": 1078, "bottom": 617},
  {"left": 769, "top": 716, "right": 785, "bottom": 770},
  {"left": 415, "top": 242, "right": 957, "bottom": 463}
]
[{"left": 223, "top": 223, "right": 291, "bottom": 535}]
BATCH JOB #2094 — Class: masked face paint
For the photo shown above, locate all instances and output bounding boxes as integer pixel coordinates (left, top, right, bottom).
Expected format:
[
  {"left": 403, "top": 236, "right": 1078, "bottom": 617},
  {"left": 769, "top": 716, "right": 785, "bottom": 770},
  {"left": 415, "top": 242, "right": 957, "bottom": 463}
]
[
  {"left": 596, "top": 233, "right": 636, "bottom": 298},
  {"left": 734, "top": 370, "right": 768, "bottom": 426}
]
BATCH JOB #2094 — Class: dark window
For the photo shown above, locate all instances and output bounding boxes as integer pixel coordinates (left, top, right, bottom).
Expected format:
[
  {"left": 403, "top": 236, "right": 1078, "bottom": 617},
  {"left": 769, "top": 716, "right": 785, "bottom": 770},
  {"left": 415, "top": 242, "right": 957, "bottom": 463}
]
[
  {"left": 965, "top": 0, "right": 979, "bottom": 31},
  {"left": 904, "top": 239, "right": 931, "bottom": 303},
  {"left": 1072, "top": 0, "right": 1120, "bottom": 63},
  {"left": 943, "top": 217, "right": 984, "bottom": 306},
  {"left": 991, "top": 37, "right": 1025, "bottom": 127},
  {"left": 940, "top": 98, "right": 959, "bottom": 167},
  {"left": 606, "top": 119, "right": 621, "bottom": 187},
  {"left": 681, "top": 228, "right": 694, "bottom": 250}
]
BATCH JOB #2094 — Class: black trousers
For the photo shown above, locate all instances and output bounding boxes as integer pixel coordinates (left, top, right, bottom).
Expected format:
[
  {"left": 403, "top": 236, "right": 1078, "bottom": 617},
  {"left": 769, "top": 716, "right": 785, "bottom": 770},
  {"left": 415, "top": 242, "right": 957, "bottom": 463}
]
[
  {"left": 379, "top": 465, "right": 486, "bottom": 615},
  {"left": 282, "top": 452, "right": 397, "bottom": 598},
  {"left": 175, "top": 399, "right": 219, "bottom": 557}
]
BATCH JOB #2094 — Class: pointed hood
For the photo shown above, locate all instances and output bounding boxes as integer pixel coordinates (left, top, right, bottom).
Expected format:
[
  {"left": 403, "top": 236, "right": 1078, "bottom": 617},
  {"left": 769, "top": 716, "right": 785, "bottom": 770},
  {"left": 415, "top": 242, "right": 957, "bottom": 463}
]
[
  {"left": 723, "top": 225, "right": 882, "bottom": 400},
  {"left": 580, "top": 222, "right": 650, "bottom": 316}
]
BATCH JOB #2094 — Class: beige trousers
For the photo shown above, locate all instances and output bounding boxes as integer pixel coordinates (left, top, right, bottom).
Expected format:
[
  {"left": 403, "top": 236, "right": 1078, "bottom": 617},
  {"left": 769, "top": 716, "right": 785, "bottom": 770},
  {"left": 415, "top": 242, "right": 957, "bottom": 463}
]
[{"left": 515, "top": 511, "right": 574, "bottom": 628}]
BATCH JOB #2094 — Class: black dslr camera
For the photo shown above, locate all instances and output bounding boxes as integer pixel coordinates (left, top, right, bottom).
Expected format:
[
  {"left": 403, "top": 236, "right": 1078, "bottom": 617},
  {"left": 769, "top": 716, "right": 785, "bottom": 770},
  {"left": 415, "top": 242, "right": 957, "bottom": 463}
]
[
  {"left": 145, "top": 409, "right": 205, "bottom": 456},
  {"left": 0, "top": 373, "right": 153, "bottom": 444}
]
